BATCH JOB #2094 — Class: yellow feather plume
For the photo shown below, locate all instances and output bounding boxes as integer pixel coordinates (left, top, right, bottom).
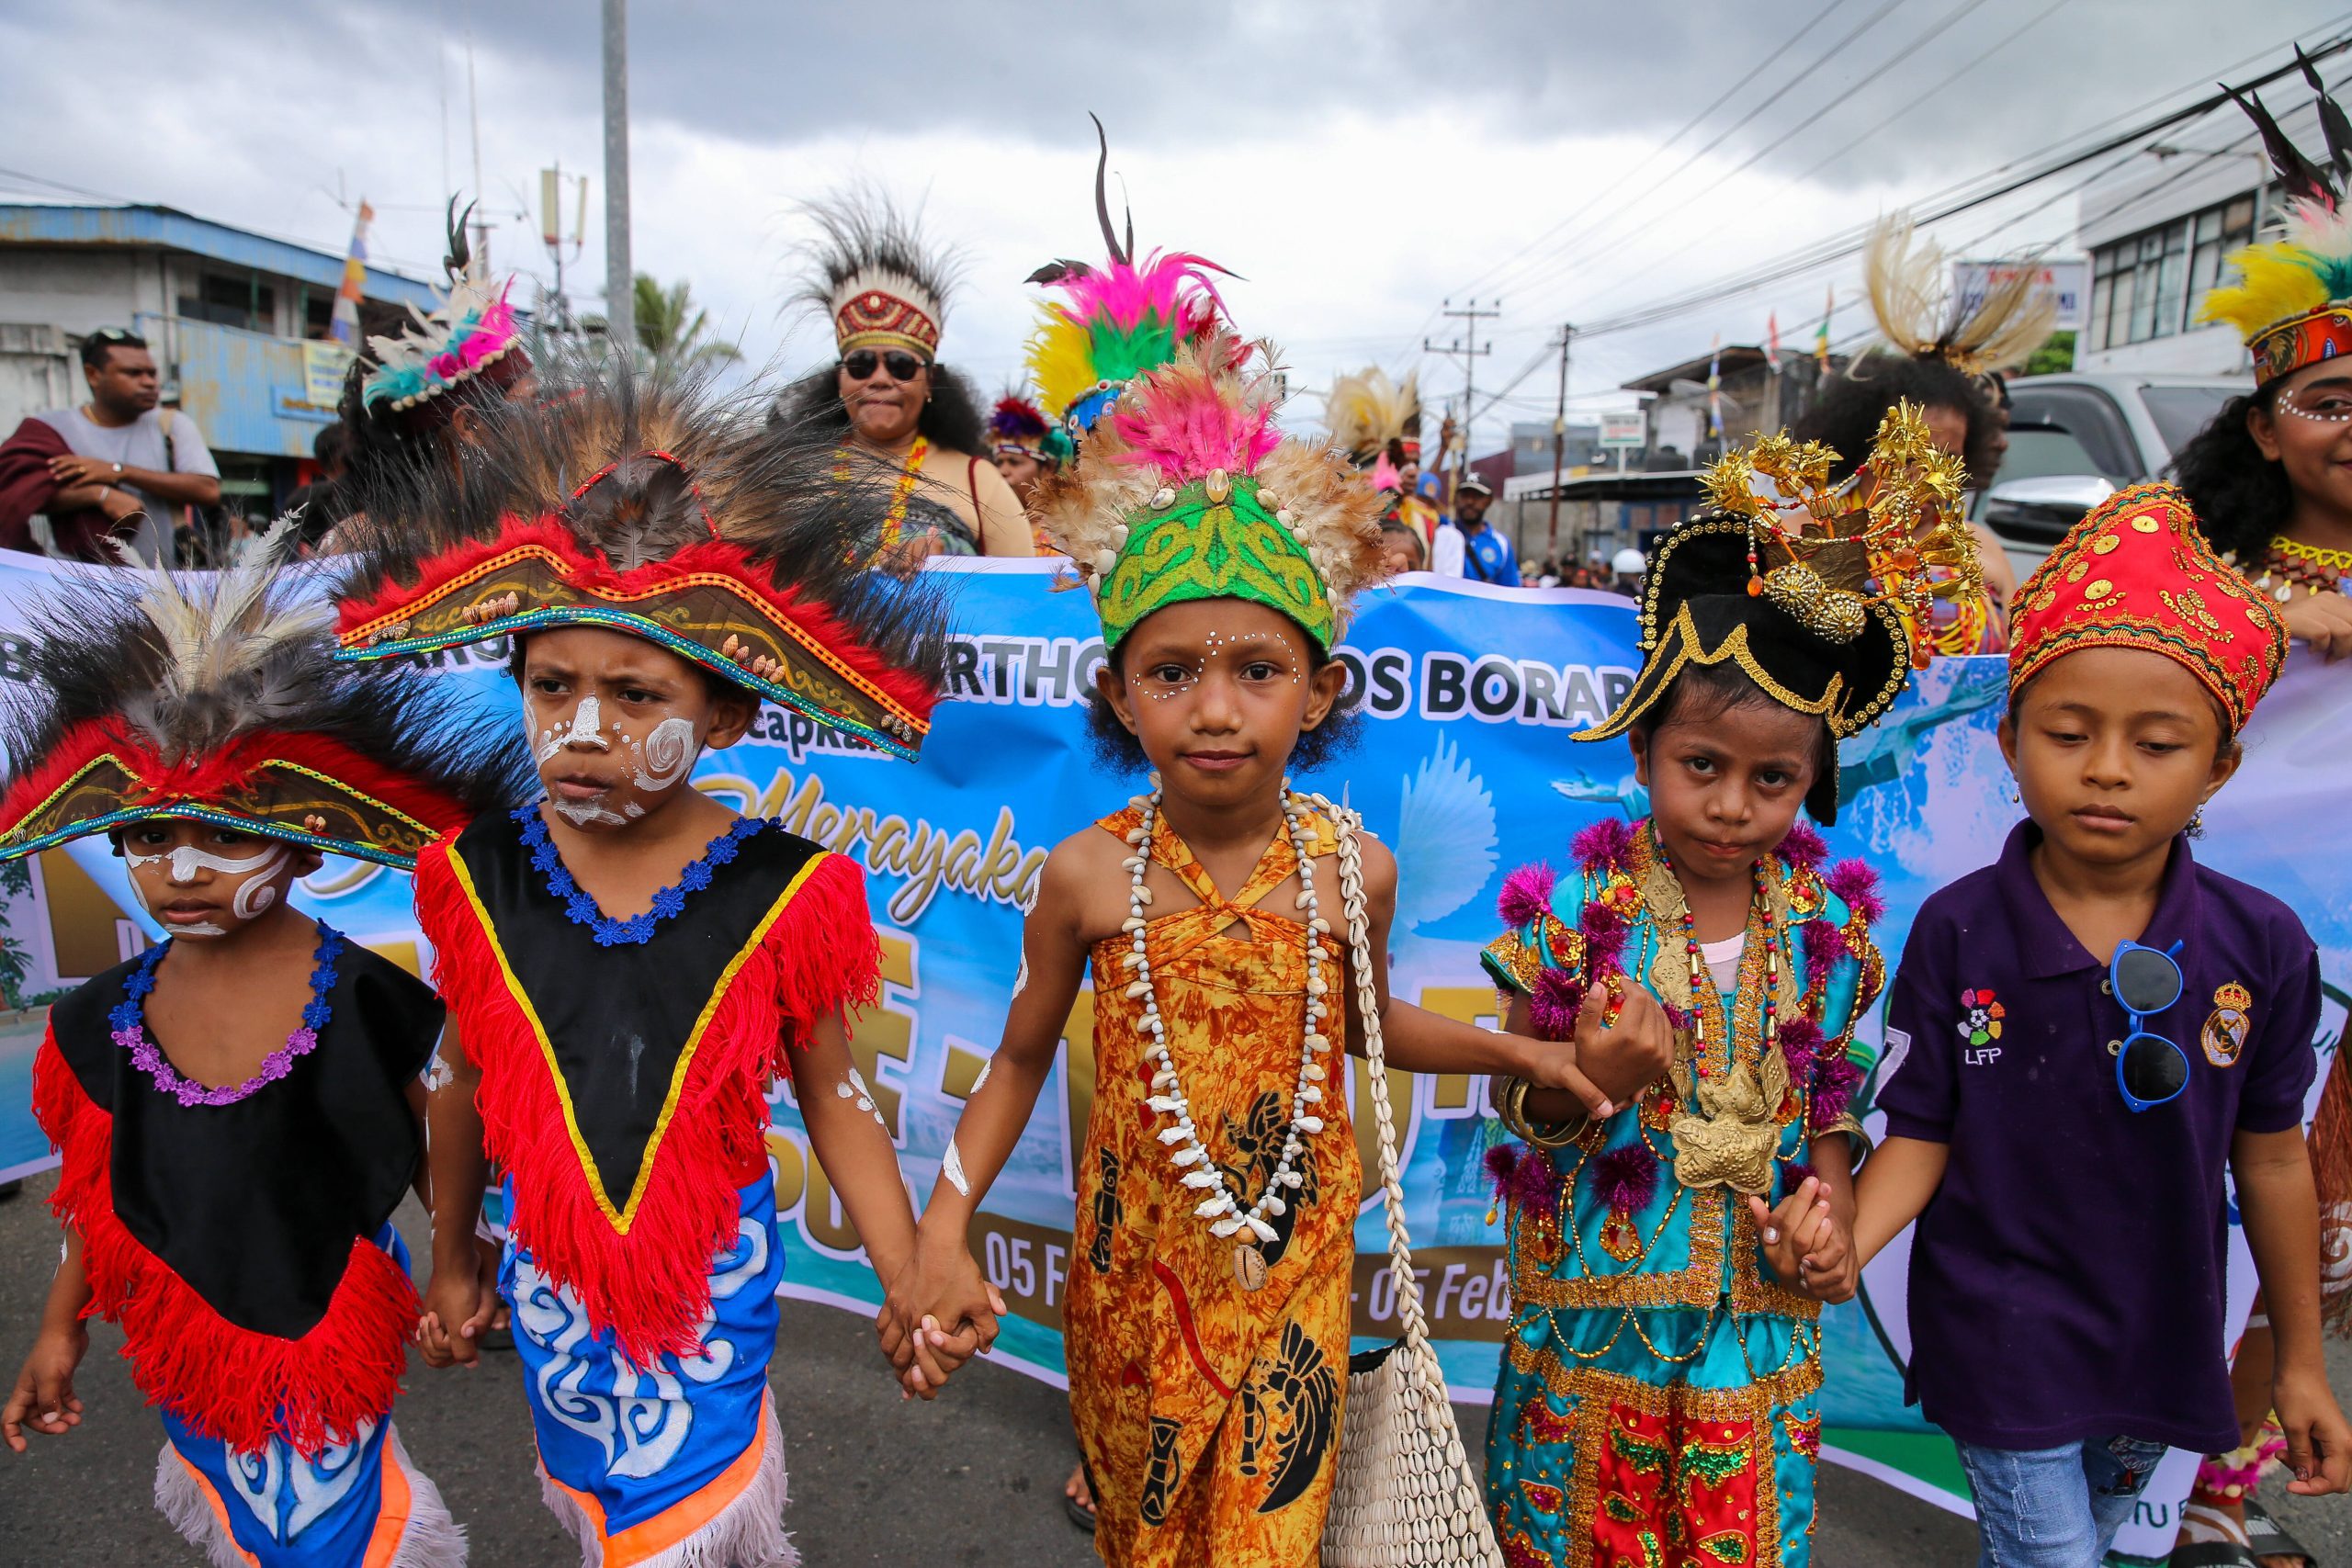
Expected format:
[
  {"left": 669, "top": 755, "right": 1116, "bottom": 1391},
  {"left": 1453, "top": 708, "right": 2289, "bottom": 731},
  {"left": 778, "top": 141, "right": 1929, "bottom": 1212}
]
[
  {"left": 1024, "top": 312, "right": 1095, "bottom": 423},
  {"left": 2200, "top": 239, "right": 2334, "bottom": 341}
]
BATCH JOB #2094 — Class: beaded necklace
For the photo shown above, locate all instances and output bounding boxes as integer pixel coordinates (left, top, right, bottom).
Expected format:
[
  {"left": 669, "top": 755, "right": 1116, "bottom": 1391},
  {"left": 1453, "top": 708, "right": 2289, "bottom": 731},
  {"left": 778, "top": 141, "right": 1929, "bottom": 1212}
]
[
  {"left": 833, "top": 434, "right": 930, "bottom": 547},
  {"left": 1128, "top": 780, "right": 1329, "bottom": 1292},
  {"left": 1668, "top": 862, "right": 1781, "bottom": 1080},
  {"left": 517, "top": 805, "right": 763, "bottom": 947},
  {"left": 2242, "top": 534, "right": 2352, "bottom": 603},
  {"left": 111, "top": 922, "right": 345, "bottom": 1108}
]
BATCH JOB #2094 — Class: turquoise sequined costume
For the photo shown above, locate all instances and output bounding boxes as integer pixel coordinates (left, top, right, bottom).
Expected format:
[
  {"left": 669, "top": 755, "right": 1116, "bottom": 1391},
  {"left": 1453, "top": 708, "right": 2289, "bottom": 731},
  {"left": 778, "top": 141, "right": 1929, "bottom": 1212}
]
[{"left": 1478, "top": 818, "right": 1881, "bottom": 1568}]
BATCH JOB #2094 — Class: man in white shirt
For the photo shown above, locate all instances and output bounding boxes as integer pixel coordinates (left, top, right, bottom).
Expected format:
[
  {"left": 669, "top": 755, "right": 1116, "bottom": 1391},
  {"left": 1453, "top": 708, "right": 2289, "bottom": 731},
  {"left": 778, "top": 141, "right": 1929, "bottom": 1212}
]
[{"left": 29, "top": 329, "right": 220, "bottom": 564}]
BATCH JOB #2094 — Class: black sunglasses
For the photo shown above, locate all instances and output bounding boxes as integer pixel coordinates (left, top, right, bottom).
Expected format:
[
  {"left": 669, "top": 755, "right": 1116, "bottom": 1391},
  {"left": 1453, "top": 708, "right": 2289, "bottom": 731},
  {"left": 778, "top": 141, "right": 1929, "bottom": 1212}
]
[
  {"left": 842, "top": 349, "right": 927, "bottom": 383},
  {"left": 2109, "top": 939, "right": 2189, "bottom": 1112}
]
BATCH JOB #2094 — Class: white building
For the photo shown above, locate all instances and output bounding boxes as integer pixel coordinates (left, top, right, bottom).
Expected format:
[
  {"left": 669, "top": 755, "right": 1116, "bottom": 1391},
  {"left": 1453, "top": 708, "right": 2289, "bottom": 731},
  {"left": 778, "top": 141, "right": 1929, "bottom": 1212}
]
[{"left": 2070, "top": 96, "right": 2328, "bottom": 376}]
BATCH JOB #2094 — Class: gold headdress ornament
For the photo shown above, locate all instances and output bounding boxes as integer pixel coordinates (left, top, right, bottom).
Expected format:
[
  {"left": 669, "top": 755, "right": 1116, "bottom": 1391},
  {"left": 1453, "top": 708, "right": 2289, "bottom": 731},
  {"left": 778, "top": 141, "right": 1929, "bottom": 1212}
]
[
  {"left": 1701, "top": 400, "right": 1981, "bottom": 670},
  {"left": 1863, "top": 213, "right": 2058, "bottom": 380}
]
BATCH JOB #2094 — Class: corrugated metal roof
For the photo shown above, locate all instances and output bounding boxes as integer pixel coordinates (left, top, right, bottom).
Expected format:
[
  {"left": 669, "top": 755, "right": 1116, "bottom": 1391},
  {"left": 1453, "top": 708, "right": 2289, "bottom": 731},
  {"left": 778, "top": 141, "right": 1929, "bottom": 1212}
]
[{"left": 0, "top": 204, "right": 438, "bottom": 310}]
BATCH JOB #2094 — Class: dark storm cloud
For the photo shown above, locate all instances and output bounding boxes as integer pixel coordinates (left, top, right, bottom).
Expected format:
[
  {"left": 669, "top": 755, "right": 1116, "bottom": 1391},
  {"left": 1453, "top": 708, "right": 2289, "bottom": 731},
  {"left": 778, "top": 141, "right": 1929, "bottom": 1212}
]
[{"left": 28, "top": 0, "right": 2352, "bottom": 183}]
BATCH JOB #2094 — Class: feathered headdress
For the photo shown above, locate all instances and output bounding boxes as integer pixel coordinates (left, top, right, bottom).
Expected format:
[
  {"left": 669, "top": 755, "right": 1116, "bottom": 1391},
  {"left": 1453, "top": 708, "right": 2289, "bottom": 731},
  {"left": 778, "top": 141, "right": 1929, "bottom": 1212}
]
[
  {"left": 1025, "top": 119, "right": 1233, "bottom": 441},
  {"left": 1034, "top": 332, "right": 1385, "bottom": 652},
  {"left": 361, "top": 198, "right": 529, "bottom": 414},
  {"left": 2200, "top": 49, "right": 2352, "bottom": 383},
  {"left": 1862, "top": 214, "right": 2057, "bottom": 381},
  {"left": 0, "top": 527, "right": 532, "bottom": 867},
  {"left": 1322, "top": 367, "right": 1424, "bottom": 468},
  {"left": 989, "top": 392, "right": 1073, "bottom": 465},
  {"left": 793, "top": 186, "right": 961, "bottom": 358},
  {"left": 330, "top": 358, "right": 953, "bottom": 759}
]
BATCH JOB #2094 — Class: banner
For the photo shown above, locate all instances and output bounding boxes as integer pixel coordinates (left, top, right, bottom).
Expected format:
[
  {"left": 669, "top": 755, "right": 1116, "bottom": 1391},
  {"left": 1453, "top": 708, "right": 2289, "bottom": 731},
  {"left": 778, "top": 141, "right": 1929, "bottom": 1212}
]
[{"left": 0, "top": 555, "right": 2339, "bottom": 1559}]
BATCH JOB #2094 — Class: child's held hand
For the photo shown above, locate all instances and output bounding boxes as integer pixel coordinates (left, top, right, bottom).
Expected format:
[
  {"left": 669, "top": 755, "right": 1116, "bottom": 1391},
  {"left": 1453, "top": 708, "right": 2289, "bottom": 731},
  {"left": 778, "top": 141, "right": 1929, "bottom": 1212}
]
[
  {"left": 418, "top": 1264, "right": 495, "bottom": 1369},
  {"left": 876, "top": 1235, "right": 1008, "bottom": 1401},
  {"left": 3, "top": 1322, "right": 87, "bottom": 1453},
  {"left": 1573, "top": 981, "right": 1676, "bottom": 1111},
  {"left": 2276, "top": 1363, "right": 2352, "bottom": 1495},
  {"left": 1746, "top": 1179, "right": 1852, "bottom": 1302}
]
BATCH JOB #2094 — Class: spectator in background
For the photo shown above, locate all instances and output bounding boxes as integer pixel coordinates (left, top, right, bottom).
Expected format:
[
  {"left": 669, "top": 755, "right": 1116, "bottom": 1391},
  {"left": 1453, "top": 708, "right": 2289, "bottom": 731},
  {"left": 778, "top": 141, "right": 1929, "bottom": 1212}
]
[
  {"left": 1377, "top": 520, "right": 1427, "bottom": 576},
  {"left": 1609, "top": 546, "right": 1646, "bottom": 597},
  {"left": 1447, "top": 475, "right": 1519, "bottom": 585},
  {"left": 0, "top": 329, "right": 220, "bottom": 563},
  {"left": 283, "top": 423, "right": 351, "bottom": 550}
]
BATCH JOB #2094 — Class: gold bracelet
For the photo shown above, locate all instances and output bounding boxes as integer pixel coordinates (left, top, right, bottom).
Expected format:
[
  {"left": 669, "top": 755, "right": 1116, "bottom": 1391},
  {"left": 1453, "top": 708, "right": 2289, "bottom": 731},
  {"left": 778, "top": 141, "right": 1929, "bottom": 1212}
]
[{"left": 1498, "top": 1077, "right": 1589, "bottom": 1148}]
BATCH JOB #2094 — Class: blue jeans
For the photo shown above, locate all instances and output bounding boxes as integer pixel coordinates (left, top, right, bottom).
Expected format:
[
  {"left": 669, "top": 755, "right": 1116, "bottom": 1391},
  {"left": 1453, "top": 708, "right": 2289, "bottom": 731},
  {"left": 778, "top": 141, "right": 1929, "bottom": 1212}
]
[{"left": 1955, "top": 1436, "right": 2170, "bottom": 1567}]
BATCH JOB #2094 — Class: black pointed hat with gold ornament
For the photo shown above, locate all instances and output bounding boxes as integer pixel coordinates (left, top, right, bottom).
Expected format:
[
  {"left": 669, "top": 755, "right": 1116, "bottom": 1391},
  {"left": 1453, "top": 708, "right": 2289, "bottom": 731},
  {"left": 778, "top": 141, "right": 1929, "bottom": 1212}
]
[{"left": 1577, "top": 400, "right": 1980, "bottom": 823}]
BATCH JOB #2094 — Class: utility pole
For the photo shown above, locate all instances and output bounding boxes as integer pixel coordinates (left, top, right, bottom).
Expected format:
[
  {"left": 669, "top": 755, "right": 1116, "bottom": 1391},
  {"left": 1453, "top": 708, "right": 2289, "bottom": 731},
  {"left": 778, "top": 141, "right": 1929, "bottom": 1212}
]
[
  {"left": 1424, "top": 297, "right": 1498, "bottom": 511},
  {"left": 602, "top": 0, "right": 634, "bottom": 359},
  {"left": 1546, "top": 322, "right": 1572, "bottom": 557}
]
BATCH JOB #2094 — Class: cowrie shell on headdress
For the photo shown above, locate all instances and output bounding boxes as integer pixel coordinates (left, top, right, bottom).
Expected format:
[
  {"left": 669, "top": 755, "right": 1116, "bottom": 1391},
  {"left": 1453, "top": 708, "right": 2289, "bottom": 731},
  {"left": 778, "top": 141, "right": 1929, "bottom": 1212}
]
[
  {"left": 1204, "top": 468, "right": 1231, "bottom": 502},
  {"left": 1093, "top": 548, "right": 1118, "bottom": 575},
  {"left": 1150, "top": 487, "right": 1176, "bottom": 510},
  {"left": 1276, "top": 509, "right": 1297, "bottom": 527}
]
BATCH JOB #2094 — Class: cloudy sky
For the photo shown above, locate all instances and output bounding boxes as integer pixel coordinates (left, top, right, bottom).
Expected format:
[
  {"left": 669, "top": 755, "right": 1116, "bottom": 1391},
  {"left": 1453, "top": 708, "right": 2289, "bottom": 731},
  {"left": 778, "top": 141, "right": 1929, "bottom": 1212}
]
[{"left": 4, "top": 0, "right": 2345, "bottom": 452}]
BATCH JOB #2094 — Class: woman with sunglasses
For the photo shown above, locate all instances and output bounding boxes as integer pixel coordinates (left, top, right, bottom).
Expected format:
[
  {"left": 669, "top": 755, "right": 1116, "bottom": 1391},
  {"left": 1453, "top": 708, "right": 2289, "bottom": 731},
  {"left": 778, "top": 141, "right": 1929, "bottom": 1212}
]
[
  {"left": 779, "top": 190, "right": 1033, "bottom": 567},
  {"left": 1761, "top": 487, "right": 2349, "bottom": 1567}
]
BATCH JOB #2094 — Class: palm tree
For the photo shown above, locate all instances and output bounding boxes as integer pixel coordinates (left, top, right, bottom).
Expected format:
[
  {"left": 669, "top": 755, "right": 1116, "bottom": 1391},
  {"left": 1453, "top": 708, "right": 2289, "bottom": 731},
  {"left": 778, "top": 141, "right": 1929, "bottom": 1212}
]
[{"left": 628, "top": 275, "right": 741, "bottom": 369}]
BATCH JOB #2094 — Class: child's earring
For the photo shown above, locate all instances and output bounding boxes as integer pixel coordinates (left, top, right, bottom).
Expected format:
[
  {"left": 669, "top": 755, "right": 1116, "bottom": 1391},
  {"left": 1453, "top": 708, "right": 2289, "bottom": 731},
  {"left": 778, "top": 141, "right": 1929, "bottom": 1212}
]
[
  {"left": 2187, "top": 802, "right": 2207, "bottom": 840},
  {"left": 2002, "top": 775, "right": 2020, "bottom": 806}
]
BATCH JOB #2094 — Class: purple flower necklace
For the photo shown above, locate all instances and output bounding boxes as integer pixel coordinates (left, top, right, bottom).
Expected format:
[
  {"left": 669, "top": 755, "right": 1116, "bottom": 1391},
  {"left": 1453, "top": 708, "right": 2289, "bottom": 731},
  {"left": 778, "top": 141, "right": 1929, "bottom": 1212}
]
[
  {"left": 110, "top": 922, "right": 345, "bottom": 1109},
  {"left": 516, "top": 804, "right": 763, "bottom": 947}
]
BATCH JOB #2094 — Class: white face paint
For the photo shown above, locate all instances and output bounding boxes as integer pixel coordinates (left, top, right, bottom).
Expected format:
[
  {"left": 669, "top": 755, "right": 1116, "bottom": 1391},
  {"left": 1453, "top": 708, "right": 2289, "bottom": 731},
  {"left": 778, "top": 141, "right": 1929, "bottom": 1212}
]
[
  {"left": 123, "top": 840, "right": 288, "bottom": 938},
  {"left": 629, "top": 716, "right": 699, "bottom": 792},
  {"left": 942, "top": 1138, "right": 971, "bottom": 1197},
  {"left": 551, "top": 799, "right": 629, "bottom": 828},
  {"left": 528, "top": 691, "right": 612, "bottom": 763}
]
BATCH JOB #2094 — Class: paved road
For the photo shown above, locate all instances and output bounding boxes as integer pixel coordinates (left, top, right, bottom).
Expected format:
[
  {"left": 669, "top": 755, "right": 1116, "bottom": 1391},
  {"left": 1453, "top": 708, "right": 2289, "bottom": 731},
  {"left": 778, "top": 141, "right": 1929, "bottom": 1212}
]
[{"left": 0, "top": 1174, "right": 2341, "bottom": 1563}]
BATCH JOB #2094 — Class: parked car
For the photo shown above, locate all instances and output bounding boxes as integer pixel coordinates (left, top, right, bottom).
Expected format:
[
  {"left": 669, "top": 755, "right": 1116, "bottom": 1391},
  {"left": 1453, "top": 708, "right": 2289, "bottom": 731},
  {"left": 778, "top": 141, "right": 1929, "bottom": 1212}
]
[{"left": 1976, "top": 371, "right": 2250, "bottom": 574}]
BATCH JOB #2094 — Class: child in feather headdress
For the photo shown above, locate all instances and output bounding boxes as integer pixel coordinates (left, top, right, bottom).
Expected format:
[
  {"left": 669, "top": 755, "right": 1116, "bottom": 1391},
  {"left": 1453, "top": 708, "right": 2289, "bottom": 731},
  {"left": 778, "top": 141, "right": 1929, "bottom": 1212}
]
[
  {"left": 875, "top": 331, "right": 1619, "bottom": 1568},
  {"left": 330, "top": 360, "right": 961, "bottom": 1568},
  {"left": 0, "top": 532, "right": 533, "bottom": 1567}
]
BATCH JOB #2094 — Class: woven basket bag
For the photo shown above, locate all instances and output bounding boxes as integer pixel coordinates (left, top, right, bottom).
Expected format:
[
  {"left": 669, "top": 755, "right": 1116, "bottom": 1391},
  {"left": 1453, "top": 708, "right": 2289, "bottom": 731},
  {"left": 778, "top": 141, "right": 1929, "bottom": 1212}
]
[{"left": 1316, "top": 797, "right": 1507, "bottom": 1568}]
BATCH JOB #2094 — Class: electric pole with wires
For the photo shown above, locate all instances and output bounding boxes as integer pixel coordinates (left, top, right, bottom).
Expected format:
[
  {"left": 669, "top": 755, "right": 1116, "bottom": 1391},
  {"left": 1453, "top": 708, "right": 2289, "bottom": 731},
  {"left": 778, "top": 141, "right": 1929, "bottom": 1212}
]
[
  {"left": 1546, "top": 322, "right": 1573, "bottom": 557},
  {"left": 1425, "top": 298, "right": 1498, "bottom": 510}
]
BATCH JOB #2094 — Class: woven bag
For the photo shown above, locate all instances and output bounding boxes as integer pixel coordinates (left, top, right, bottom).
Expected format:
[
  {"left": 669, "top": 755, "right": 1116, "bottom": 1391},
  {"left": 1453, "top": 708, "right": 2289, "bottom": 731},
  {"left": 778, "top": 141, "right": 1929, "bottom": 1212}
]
[{"left": 1316, "top": 798, "right": 1506, "bottom": 1568}]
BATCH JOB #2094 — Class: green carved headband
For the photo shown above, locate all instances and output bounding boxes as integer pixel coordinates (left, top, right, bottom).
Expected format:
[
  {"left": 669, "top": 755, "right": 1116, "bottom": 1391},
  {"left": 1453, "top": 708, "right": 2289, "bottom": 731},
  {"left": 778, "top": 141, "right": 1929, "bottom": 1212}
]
[{"left": 1096, "top": 469, "right": 1335, "bottom": 651}]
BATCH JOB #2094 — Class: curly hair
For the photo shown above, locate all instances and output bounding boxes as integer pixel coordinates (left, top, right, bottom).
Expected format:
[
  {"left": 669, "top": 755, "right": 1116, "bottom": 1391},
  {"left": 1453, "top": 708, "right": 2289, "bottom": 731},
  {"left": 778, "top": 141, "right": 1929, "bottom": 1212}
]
[
  {"left": 324, "top": 351, "right": 517, "bottom": 525},
  {"left": 2170, "top": 389, "right": 2291, "bottom": 563},
  {"left": 1083, "top": 637, "right": 1366, "bottom": 776},
  {"left": 770, "top": 361, "right": 989, "bottom": 455},
  {"left": 1792, "top": 350, "right": 2002, "bottom": 485}
]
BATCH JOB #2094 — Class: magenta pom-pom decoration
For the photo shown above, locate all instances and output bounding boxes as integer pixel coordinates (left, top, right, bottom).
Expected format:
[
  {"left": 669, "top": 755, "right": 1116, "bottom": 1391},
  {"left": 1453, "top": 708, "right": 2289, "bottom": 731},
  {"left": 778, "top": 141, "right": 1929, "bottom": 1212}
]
[
  {"left": 1781, "top": 1158, "right": 1817, "bottom": 1194},
  {"left": 1777, "top": 820, "right": 1827, "bottom": 871},
  {"left": 1580, "top": 898, "right": 1629, "bottom": 974},
  {"left": 1662, "top": 1000, "right": 1693, "bottom": 1032},
  {"left": 1510, "top": 1147, "right": 1562, "bottom": 1218},
  {"left": 1570, "top": 817, "right": 1634, "bottom": 872},
  {"left": 1529, "top": 965, "right": 1586, "bottom": 1042},
  {"left": 1809, "top": 1052, "right": 1863, "bottom": 1131},
  {"left": 1485, "top": 1143, "right": 1520, "bottom": 1195},
  {"left": 1800, "top": 918, "right": 1847, "bottom": 992},
  {"left": 1826, "top": 859, "right": 1885, "bottom": 924},
  {"left": 1777, "top": 1015, "right": 1824, "bottom": 1085},
  {"left": 1589, "top": 1143, "right": 1660, "bottom": 1215},
  {"left": 1498, "top": 863, "right": 1556, "bottom": 930}
]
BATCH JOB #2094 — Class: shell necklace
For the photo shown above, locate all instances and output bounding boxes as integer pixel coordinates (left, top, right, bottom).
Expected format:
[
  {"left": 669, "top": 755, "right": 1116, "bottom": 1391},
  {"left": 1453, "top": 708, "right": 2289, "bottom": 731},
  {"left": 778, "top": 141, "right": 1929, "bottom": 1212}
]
[{"left": 1127, "top": 779, "right": 1330, "bottom": 1292}]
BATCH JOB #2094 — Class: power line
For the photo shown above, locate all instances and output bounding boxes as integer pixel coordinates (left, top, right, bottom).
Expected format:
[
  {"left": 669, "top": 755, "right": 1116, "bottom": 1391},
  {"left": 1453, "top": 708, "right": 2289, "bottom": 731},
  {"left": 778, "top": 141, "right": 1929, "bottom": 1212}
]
[
  {"left": 1446, "top": 0, "right": 1858, "bottom": 306},
  {"left": 1566, "top": 28, "right": 2352, "bottom": 344}
]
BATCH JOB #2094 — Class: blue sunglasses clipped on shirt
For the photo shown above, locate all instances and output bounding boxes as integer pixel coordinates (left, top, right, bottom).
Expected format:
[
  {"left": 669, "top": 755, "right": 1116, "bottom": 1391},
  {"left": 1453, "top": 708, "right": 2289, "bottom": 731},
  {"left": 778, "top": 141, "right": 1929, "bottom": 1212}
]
[{"left": 2109, "top": 938, "right": 2190, "bottom": 1113}]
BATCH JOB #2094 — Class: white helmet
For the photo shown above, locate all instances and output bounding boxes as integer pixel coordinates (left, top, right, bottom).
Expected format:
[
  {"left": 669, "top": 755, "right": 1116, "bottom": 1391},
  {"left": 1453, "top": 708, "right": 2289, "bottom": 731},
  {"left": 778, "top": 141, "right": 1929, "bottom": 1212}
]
[{"left": 1611, "top": 547, "right": 1646, "bottom": 575}]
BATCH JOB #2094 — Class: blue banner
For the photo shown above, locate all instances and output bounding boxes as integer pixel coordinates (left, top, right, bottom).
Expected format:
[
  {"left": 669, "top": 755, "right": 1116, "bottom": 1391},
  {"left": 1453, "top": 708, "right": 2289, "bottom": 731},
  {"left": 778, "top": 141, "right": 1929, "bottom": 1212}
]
[{"left": 1, "top": 555, "right": 2340, "bottom": 1548}]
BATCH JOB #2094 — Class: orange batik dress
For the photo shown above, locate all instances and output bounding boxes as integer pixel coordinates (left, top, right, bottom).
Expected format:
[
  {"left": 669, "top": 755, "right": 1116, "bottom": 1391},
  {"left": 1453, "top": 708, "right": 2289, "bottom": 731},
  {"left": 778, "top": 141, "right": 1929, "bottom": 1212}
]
[{"left": 1067, "top": 801, "right": 1363, "bottom": 1568}]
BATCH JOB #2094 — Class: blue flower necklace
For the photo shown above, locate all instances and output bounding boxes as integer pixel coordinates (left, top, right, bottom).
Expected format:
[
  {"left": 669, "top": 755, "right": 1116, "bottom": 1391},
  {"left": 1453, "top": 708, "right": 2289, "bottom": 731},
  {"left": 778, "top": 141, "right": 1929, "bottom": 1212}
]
[
  {"left": 515, "top": 804, "right": 764, "bottom": 947},
  {"left": 110, "top": 922, "right": 345, "bottom": 1108}
]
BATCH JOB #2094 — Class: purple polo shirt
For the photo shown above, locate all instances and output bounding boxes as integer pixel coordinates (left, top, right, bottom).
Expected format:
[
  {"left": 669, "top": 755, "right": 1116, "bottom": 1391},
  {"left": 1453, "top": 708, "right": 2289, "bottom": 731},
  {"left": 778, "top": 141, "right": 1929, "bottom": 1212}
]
[{"left": 1876, "top": 822, "right": 2318, "bottom": 1452}]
